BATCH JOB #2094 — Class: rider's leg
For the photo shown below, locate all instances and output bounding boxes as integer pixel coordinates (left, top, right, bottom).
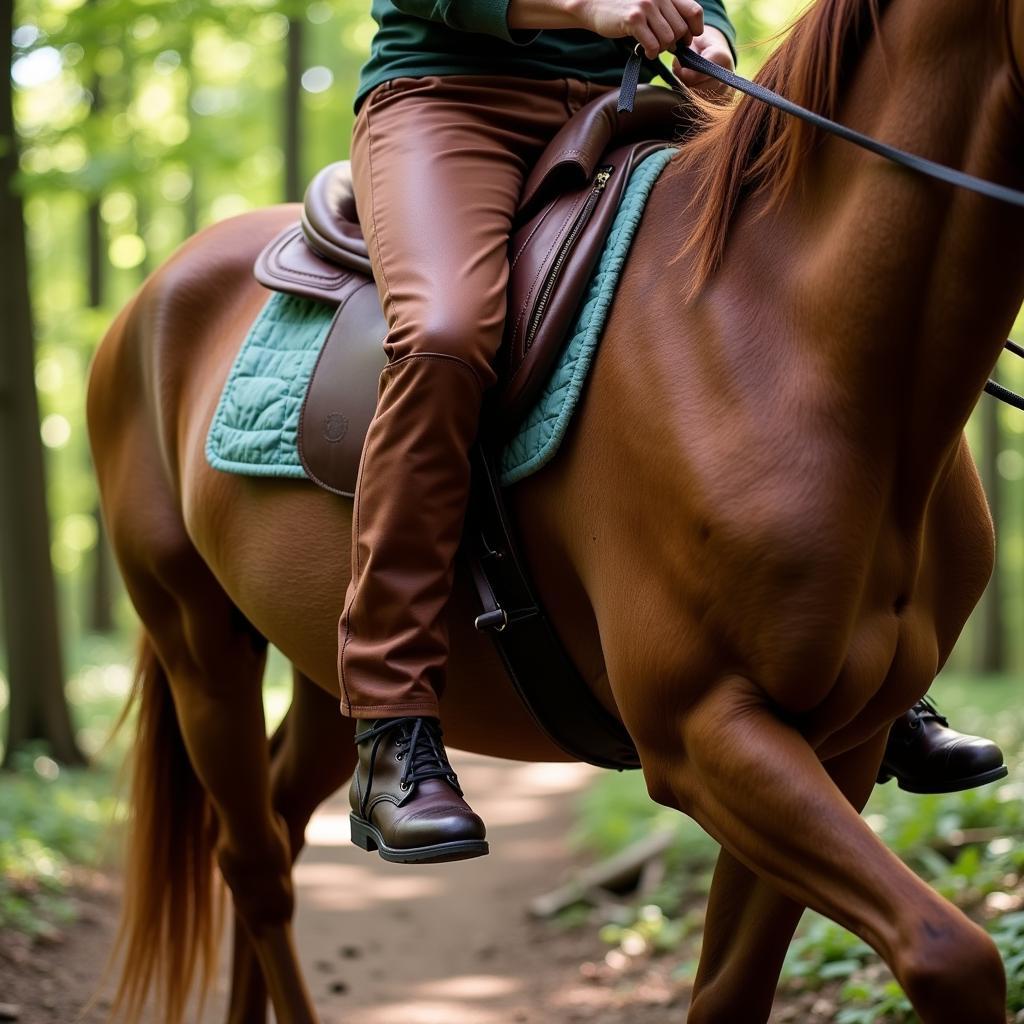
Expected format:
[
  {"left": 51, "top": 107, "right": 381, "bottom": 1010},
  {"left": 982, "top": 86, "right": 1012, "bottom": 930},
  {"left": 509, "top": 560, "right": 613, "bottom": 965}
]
[{"left": 340, "top": 74, "right": 615, "bottom": 861}]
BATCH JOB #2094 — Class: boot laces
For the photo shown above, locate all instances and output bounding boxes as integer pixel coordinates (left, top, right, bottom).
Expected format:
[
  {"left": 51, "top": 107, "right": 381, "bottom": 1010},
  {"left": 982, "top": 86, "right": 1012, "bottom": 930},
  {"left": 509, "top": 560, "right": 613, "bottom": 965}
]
[
  {"left": 355, "top": 717, "right": 462, "bottom": 817},
  {"left": 910, "top": 695, "right": 948, "bottom": 728}
]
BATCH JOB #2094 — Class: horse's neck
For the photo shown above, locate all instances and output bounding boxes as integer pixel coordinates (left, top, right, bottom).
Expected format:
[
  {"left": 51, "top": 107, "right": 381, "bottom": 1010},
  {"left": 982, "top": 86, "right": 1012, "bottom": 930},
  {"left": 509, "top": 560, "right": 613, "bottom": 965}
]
[
  {"left": 799, "top": 0, "right": 1024, "bottom": 450},
  {"left": 643, "top": 0, "right": 1024, "bottom": 500}
]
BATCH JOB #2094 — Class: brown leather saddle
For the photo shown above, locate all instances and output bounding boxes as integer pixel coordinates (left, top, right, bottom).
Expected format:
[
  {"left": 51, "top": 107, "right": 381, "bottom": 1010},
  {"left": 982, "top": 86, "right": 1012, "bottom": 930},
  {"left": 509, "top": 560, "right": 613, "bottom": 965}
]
[{"left": 252, "top": 83, "right": 693, "bottom": 770}]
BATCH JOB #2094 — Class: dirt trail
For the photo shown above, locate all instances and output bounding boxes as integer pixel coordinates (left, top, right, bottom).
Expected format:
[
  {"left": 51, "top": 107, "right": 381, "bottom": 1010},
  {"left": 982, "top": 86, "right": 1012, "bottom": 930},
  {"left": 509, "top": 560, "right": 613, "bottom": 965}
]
[
  {"left": 2, "top": 755, "right": 693, "bottom": 1023},
  {"left": 284, "top": 756, "right": 605, "bottom": 1024}
]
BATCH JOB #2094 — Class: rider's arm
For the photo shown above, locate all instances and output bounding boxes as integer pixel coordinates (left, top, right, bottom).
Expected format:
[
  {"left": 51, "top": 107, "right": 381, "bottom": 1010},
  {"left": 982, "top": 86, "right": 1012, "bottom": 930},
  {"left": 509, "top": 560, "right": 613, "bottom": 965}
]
[
  {"left": 507, "top": 0, "right": 735, "bottom": 60},
  {"left": 391, "top": 0, "right": 734, "bottom": 58}
]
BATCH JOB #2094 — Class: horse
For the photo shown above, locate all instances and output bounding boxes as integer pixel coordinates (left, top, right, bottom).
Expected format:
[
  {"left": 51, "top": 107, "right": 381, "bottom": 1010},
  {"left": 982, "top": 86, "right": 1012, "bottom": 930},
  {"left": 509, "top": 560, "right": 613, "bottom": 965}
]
[{"left": 85, "top": 0, "right": 1024, "bottom": 1018}]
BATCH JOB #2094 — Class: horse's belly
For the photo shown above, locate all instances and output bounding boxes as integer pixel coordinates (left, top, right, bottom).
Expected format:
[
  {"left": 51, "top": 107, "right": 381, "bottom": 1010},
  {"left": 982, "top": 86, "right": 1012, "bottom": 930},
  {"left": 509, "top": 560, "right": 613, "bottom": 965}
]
[{"left": 187, "top": 467, "right": 571, "bottom": 763}]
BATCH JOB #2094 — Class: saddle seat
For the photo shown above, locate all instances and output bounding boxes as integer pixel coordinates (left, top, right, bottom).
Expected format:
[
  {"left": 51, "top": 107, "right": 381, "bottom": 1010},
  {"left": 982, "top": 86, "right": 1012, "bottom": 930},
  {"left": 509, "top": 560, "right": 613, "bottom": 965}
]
[{"left": 299, "top": 82, "right": 687, "bottom": 275}]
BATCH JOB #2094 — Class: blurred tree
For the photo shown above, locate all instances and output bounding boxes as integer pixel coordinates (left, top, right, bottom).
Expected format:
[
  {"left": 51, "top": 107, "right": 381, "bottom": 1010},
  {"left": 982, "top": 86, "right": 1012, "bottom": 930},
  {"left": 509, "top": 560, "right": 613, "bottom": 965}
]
[
  {"left": 84, "top": 4, "right": 116, "bottom": 634},
  {"left": 1, "top": 2, "right": 86, "bottom": 767},
  {"left": 284, "top": 14, "right": 305, "bottom": 201}
]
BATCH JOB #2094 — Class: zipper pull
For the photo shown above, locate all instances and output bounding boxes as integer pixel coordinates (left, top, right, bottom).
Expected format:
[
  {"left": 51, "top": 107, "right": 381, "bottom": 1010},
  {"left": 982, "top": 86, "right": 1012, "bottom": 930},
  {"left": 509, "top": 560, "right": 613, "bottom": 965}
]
[{"left": 593, "top": 166, "right": 613, "bottom": 190}]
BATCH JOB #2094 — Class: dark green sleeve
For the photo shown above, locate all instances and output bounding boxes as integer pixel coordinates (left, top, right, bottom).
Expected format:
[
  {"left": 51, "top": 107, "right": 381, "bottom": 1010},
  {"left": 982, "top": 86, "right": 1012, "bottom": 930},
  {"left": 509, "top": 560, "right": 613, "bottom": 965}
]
[
  {"left": 389, "top": 0, "right": 735, "bottom": 56},
  {"left": 700, "top": 0, "right": 736, "bottom": 62},
  {"left": 390, "top": 0, "right": 540, "bottom": 44}
]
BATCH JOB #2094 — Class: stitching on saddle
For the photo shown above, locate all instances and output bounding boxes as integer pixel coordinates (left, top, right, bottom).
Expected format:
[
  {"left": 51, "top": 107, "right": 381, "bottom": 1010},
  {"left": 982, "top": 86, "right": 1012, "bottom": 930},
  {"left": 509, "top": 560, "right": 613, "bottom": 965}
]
[
  {"left": 503, "top": 155, "right": 632, "bottom": 393},
  {"left": 267, "top": 231, "right": 349, "bottom": 286},
  {"left": 509, "top": 193, "right": 586, "bottom": 346},
  {"left": 510, "top": 202, "right": 556, "bottom": 271}
]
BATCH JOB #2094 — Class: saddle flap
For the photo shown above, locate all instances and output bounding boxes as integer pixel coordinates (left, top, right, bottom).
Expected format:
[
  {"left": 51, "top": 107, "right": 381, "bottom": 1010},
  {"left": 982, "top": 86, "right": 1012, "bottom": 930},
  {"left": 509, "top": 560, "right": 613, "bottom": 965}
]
[
  {"left": 516, "top": 84, "right": 691, "bottom": 221},
  {"left": 254, "top": 223, "right": 364, "bottom": 304},
  {"left": 298, "top": 278, "right": 388, "bottom": 497},
  {"left": 499, "top": 139, "right": 671, "bottom": 425}
]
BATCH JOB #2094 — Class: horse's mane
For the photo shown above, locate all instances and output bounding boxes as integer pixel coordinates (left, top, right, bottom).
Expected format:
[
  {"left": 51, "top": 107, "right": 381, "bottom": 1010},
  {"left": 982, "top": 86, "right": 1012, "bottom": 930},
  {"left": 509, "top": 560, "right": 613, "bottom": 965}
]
[{"left": 669, "top": 0, "right": 883, "bottom": 292}]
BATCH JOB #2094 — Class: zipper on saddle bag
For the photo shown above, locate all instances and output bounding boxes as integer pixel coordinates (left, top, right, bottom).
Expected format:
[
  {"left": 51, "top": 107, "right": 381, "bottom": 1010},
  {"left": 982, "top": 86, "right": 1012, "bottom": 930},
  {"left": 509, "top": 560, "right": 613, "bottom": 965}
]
[{"left": 523, "top": 165, "right": 614, "bottom": 352}]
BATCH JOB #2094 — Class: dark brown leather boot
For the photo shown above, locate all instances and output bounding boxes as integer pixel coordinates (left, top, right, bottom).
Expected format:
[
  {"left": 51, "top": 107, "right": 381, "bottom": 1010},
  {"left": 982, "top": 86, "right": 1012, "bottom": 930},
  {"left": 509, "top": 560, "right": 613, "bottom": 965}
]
[
  {"left": 878, "top": 697, "right": 1007, "bottom": 794},
  {"left": 349, "top": 716, "right": 488, "bottom": 864}
]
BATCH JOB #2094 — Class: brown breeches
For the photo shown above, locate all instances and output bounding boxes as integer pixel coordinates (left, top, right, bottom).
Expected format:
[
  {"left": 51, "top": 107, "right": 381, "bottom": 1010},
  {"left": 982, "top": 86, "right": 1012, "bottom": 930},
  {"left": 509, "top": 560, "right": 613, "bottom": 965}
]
[{"left": 339, "top": 73, "right": 617, "bottom": 717}]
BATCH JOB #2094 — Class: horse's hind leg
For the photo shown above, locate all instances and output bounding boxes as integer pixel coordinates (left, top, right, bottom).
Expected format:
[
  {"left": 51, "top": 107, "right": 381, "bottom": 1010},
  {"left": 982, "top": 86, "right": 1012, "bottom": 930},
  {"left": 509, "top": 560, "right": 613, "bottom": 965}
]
[
  {"left": 114, "top": 504, "right": 318, "bottom": 1022},
  {"left": 228, "top": 669, "right": 356, "bottom": 1024},
  {"left": 637, "top": 678, "right": 1005, "bottom": 1024},
  {"left": 687, "top": 732, "right": 886, "bottom": 1024}
]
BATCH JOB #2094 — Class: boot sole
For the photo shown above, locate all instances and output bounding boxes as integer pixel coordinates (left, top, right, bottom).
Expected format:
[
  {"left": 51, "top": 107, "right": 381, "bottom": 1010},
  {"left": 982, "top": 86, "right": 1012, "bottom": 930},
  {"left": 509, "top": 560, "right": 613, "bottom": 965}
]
[
  {"left": 876, "top": 764, "right": 1008, "bottom": 794},
  {"left": 349, "top": 814, "right": 490, "bottom": 864}
]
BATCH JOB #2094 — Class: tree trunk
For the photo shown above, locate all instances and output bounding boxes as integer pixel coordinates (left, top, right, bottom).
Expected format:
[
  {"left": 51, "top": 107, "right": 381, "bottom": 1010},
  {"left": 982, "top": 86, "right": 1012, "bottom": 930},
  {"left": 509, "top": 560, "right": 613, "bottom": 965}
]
[
  {"left": 283, "top": 17, "right": 304, "bottom": 202},
  {"left": 85, "top": 58, "right": 116, "bottom": 635},
  {"left": 0, "top": 4, "right": 86, "bottom": 766},
  {"left": 974, "top": 397, "right": 1006, "bottom": 674},
  {"left": 184, "top": 36, "right": 200, "bottom": 236}
]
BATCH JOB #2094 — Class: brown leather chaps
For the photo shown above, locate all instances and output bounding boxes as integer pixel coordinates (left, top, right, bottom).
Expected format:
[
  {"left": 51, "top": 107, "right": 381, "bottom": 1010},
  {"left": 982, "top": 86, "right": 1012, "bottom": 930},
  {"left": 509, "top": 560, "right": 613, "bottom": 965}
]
[{"left": 339, "top": 73, "right": 617, "bottom": 718}]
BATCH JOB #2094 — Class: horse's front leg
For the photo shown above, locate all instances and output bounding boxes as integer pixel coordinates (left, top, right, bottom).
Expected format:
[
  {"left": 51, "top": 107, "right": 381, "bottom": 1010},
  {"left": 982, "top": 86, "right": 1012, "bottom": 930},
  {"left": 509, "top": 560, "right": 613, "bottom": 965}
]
[
  {"left": 687, "top": 730, "right": 887, "bottom": 1024},
  {"left": 634, "top": 677, "right": 1005, "bottom": 1024}
]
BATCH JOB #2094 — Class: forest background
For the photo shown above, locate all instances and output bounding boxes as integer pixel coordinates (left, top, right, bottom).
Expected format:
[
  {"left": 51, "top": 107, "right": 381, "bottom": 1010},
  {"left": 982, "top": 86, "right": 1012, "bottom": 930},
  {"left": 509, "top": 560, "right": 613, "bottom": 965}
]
[{"left": 2, "top": 1, "right": 1024, "bottom": 1021}]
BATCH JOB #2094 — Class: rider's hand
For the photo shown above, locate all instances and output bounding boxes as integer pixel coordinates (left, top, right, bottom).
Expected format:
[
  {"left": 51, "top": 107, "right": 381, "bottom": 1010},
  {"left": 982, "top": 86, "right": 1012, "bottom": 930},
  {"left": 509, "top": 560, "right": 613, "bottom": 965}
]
[
  {"left": 670, "top": 26, "right": 734, "bottom": 95},
  {"left": 578, "top": 0, "right": 704, "bottom": 60}
]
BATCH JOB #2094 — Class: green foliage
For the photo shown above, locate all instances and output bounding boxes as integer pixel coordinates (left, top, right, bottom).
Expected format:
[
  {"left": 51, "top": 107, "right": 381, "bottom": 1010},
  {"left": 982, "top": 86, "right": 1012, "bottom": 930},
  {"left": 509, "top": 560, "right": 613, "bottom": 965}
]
[
  {"left": 0, "top": 641, "right": 293, "bottom": 936},
  {"left": 0, "top": 758, "right": 121, "bottom": 933},
  {"left": 834, "top": 981, "right": 914, "bottom": 1024},
  {"left": 992, "top": 913, "right": 1024, "bottom": 1009}
]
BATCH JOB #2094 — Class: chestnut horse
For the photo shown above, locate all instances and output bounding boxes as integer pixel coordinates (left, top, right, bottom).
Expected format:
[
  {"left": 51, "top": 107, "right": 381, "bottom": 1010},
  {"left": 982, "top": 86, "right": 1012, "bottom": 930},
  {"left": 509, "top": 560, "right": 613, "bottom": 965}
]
[{"left": 86, "top": 0, "right": 1024, "bottom": 1018}]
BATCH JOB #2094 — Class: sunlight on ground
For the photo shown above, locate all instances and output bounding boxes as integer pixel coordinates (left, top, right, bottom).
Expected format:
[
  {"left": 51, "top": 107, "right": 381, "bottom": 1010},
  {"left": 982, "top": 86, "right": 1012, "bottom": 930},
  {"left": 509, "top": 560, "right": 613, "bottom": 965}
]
[
  {"left": 499, "top": 836, "right": 576, "bottom": 860},
  {"left": 354, "top": 1000, "right": 507, "bottom": 1024},
  {"left": 305, "top": 811, "right": 352, "bottom": 846},
  {"left": 293, "top": 861, "right": 444, "bottom": 910},
  {"left": 509, "top": 761, "right": 596, "bottom": 792},
  {"left": 417, "top": 974, "right": 523, "bottom": 999},
  {"left": 477, "top": 795, "right": 557, "bottom": 828}
]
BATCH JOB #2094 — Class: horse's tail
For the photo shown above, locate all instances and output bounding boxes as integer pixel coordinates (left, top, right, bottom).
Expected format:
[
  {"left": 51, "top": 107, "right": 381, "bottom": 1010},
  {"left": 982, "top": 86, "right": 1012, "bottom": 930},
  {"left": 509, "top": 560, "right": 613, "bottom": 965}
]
[{"left": 109, "top": 633, "right": 222, "bottom": 1023}]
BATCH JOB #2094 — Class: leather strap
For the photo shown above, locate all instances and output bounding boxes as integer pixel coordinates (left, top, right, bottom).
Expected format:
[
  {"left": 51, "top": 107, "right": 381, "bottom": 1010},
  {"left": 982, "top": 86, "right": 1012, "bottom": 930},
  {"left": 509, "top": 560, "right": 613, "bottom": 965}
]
[{"left": 466, "top": 437, "right": 642, "bottom": 770}]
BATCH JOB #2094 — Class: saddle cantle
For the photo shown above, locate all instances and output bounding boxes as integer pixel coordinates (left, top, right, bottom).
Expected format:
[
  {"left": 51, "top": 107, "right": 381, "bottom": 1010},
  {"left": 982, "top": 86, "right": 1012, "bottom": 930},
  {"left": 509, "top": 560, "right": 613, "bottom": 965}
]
[{"left": 251, "top": 83, "right": 695, "bottom": 771}]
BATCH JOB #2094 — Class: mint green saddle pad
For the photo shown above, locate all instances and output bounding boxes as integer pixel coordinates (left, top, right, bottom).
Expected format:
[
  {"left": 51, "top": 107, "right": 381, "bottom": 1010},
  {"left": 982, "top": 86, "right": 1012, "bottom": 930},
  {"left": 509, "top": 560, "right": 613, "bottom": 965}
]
[{"left": 207, "top": 146, "right": 673, "bottom": 489}]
